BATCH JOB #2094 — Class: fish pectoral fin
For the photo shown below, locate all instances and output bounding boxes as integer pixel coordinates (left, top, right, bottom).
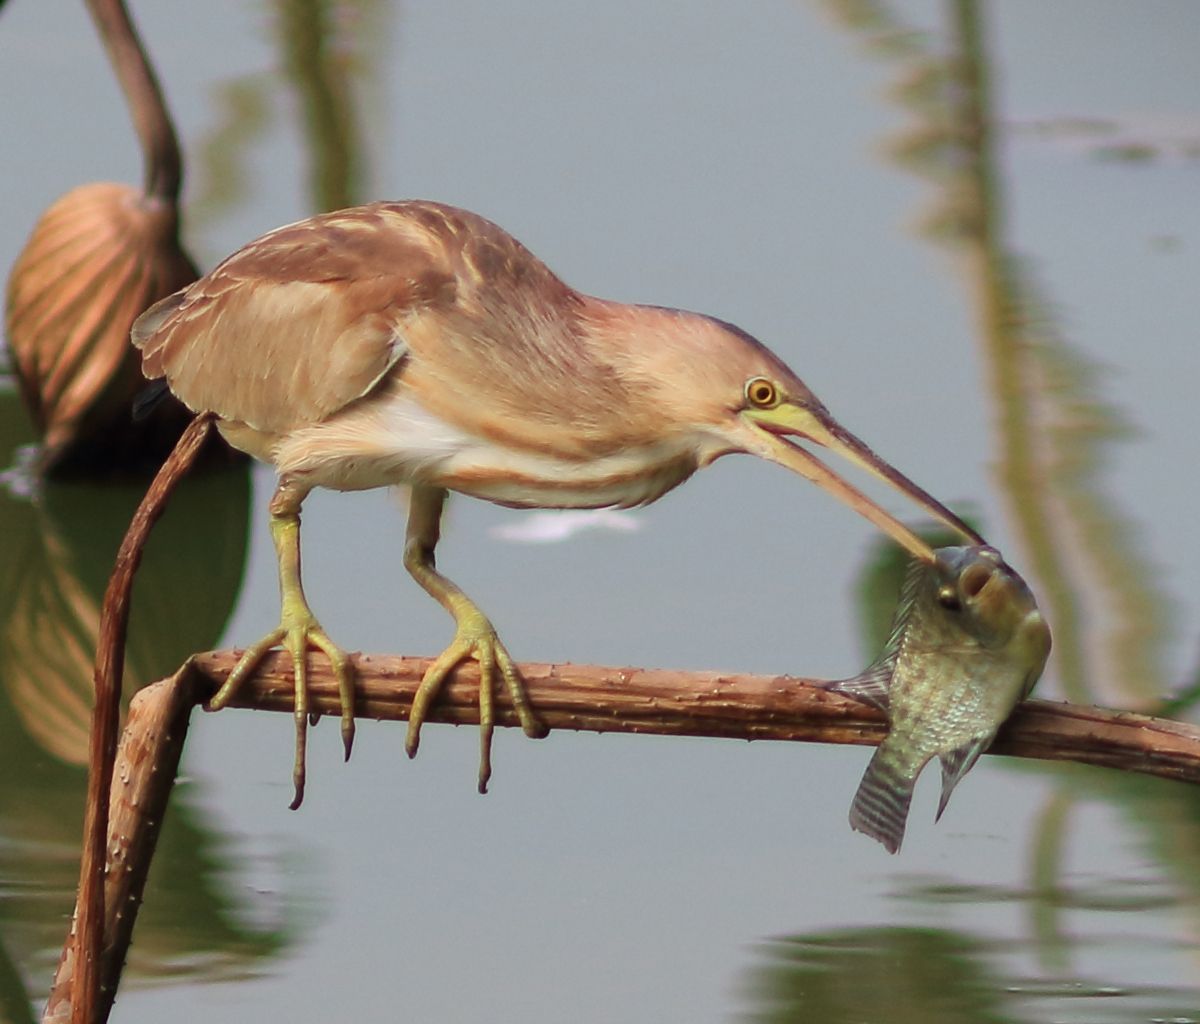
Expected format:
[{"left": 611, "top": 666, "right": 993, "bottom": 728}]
[
  {"left": 826, "top": 662, "right": 893, "bottom": 713},
  {"left": 935, "top": 737, "right": 990, "bottom": 821}
]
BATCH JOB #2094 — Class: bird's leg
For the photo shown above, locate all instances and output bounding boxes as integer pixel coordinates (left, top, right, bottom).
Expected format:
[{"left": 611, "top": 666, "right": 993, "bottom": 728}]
[
  {"left": 403, "top": 485, "right": 548, "bottom": 793},
  {"left": 209, "top": 479, "right": 355, "bottom": 809}
]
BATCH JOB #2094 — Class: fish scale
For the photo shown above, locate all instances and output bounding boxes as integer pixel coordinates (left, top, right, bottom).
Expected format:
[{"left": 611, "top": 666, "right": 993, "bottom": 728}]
[{"left": 830, "top": 546, "right": 1051, "bottom": 853}]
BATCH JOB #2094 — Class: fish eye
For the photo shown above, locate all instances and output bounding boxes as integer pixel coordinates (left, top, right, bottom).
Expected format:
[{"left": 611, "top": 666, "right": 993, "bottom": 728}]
[
  {"left": 745, "top": 377, "right": 780, "bottom": 409},
  {"left": 937, "top": 585, "right": 962, "bottom": 612},
  {"left": 961, "top": 564, "right": 992, "bottom": 599}
]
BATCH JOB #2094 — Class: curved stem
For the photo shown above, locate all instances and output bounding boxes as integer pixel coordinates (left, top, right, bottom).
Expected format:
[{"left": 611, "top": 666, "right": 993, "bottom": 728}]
[
  {"left": 84, "top": 0, "right": 182, "bottom": 201},
  {"left": 69, "top": 415, "right": 213, "bottom": 1024}
]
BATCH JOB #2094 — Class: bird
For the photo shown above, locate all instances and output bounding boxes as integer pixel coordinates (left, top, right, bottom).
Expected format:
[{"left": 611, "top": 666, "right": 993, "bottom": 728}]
[{"left": 131, "top": 199, "right": 983, "bottom": 807}]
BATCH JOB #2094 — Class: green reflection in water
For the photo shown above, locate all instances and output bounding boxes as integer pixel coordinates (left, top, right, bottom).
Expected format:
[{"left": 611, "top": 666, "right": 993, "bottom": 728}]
[
  {"left": 190, "top": 0, "right": 384, "bottom": 232},
  {"left": 740, "top": 927, "right": 1013, "bottom": 1024},
  {"left": 0, "top": 383, "right": 295, "bottom": 1013},
  {"left": 1023, "top": 762, "right": 1200, "bottom": 973},
  {"left": 279, "top": 0, "right": 366, "bottom": 213},
  {"left": 739, "top": 919, "right": 1200, "bottom": 1024},
  {"left": 829, "top": 0, "right": 1200, "bottom": 1002},
  {"left": 828, "top": 0, "right": 1172, "bottom": 712},
  {"left": 0, "top": 390, "right": 250, "bottom": 767},
  {"left": 187, "top": 76, "right": 273, "bottom": 233}
]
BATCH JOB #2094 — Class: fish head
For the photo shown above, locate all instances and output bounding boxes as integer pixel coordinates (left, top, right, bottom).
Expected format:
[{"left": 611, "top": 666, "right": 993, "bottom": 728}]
[{"left": 932, "top": 546, "right": 1052, "bottom": 677}]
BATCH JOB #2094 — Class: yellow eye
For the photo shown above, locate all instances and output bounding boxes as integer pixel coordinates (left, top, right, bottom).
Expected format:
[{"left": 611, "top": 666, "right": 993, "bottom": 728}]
[{"left": 745, "top": 377, "right": 779, "bottom": 408}]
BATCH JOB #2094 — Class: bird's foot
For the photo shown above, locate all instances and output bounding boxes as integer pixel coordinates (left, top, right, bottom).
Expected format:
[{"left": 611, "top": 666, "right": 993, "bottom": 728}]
[
  {"left": 406, "top": 607, "right": 548, "bottom": 793},
  {"left": 209, "top": 604, "right": 355, "bottom": 810}
]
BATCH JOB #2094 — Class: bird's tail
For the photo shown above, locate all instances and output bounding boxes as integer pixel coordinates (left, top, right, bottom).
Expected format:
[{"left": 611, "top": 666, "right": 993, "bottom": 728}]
[{"left": 848, "top": 743, "right": 919, "bottom": 855}]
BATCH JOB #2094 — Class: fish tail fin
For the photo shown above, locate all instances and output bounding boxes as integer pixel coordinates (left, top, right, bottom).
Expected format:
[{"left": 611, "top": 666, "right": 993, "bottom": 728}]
[{"left": 848, "top": 746, "right": 917, "bottom": 855}]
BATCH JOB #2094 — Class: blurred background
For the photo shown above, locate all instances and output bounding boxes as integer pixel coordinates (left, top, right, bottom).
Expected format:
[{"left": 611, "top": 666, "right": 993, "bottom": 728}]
[{"left": 1, "top": 1, "right": 1199, "bottom": 1021}]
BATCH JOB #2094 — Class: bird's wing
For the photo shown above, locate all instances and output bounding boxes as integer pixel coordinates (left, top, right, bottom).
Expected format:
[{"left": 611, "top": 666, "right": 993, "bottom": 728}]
[{"left": 131, "top": 205, "right": 457, "bottom": 434}]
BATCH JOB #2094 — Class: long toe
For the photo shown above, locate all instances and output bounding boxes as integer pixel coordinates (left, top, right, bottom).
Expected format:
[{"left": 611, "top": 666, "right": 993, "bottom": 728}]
[
  {"left": 492, "top": 638, "right": 548, "bottom": 741},
  {"left": 209, "top": 628, "right": 287, "bottom": 711},
  {"left": 407, "top": 622, "right": 546, "bottom": 792},
  {"left": 285, "top": 620, "right": 356, "bottom": 808},
  {"left": 209, "top": 615, "right": 356, "bottom": 809},
  {"left": 305, "top": 626, "right": 356, "bottom": 760}
]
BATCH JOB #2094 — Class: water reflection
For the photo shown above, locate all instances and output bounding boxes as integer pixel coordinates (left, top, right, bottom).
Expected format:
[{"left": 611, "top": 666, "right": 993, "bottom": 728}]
[
  {"left": 0, "top": 382, "right": 293, "bottom": 1009},
  {"left": 740, "top": 920, "right": 1200, "bottom": 1024},
  {"left": 1041, "top": 768, "right": 1200, "bottom": 960},
  {"left": 0, "top": 1, "right": 379, "bottom": 1013},
  {"left": 0, "top": 386, "right": 249, "bottom": 765},
  {"left": 0, "top": 0, "right": 384, "bottom": 1008},
  {"left": 832, "top": 2, "right": 1200, "bottom": 1014},
  {"left": 827, "top": 0, "right": 1173, "bottom": 712},
  {"left": 2, "top": 1, "right": 1199, "bottom": 1021},
  {"left": 190, "top": 0, "right": 380, "bottom": 226},
  {"left": 277, "top": 0, "right": 369, "bottom": 213},
  {"left": 741, "top": 927, "right": 1015, "bottom": 1023}
]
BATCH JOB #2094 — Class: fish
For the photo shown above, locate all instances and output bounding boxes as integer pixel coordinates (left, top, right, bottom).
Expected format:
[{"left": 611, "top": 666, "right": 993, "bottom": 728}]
[{"left": 829, "top": 545, "right": 1051, "bottom": 853}]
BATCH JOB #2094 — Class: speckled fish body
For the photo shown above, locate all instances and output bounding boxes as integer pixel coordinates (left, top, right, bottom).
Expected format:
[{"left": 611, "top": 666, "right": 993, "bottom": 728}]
[{"left": 830, "top": 546, "right": 1051, "bottom": 854}]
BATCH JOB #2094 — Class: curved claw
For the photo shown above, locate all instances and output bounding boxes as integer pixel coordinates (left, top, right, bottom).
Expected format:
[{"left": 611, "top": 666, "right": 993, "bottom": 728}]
[
  {"left": 209, "top": 616, "right": 355, "bottom": 810},
  {"left": 405, "top": 614, "right": 547, "bottom": 792},
  {"left": 307, "top": 628, "right": 355, "bottom": 761}
]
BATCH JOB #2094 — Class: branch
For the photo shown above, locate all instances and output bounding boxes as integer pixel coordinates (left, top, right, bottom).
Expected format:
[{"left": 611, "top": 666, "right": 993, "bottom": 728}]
[
  {"left": 189, "top": 649, "right": 1200, "bottom": 785},
  {"left": 46, "top": 647, "right": 1200, "bottom": 1023},
  {"left": 44, "top": 675, "right": 196, "bottom": 1024}
]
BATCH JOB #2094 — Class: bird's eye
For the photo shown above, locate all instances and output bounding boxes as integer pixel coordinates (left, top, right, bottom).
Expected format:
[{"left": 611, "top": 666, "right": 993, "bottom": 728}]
[{"left": 745, "top": 377, "right": 779, "bottom": 408}]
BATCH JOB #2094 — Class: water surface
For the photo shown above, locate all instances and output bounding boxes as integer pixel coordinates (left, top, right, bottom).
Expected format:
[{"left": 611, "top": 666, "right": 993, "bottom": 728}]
[{"left": 1, "top": 1, "right": 1199, "bottom": 1021}]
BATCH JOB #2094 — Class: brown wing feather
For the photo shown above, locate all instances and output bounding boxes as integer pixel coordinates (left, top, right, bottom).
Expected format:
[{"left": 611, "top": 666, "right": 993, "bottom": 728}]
[
  {"left": 131, "top": 203, "right": 458, "bottom": 434},
  {"left": 374, "top": 206, "right": 650, "bottom": 457},
  {"left": 132, "top": 200, "right": 652, "bottom": 455}
]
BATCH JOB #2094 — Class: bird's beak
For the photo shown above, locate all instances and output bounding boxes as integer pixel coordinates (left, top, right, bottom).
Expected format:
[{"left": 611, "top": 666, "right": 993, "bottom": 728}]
[{"left": 740, "top": 403, "right": 984, "bottom": 563}]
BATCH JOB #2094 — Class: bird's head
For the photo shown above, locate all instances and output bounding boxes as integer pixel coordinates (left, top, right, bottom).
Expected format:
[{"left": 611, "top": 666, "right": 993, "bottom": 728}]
[{"left": 612, "top": 307, "right": 982, "bottom": 562}]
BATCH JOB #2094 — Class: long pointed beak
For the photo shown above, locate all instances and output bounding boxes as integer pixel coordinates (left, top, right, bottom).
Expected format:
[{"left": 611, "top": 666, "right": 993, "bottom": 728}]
[{"left": 741, "top": 404, "right": 984, "bottom": 563}]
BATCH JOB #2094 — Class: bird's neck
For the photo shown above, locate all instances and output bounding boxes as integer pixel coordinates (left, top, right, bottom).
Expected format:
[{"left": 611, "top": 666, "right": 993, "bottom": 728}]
[{"left": 575, "top": 298, "right": 719, "bottom": 387}]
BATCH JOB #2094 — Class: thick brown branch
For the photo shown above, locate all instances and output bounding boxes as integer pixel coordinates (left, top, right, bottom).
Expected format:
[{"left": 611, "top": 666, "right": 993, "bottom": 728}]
[
  {"left": 44, "top": 674, "right": 197, "bottom": 1024},
  {"left": 190, "top": 649, "right": 1200, "bottom": 785}
]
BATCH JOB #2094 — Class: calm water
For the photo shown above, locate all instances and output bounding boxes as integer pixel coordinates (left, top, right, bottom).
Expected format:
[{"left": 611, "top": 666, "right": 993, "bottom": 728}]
[{"left": 2, "top": 1, "right": 1200, "bottom": 1021}]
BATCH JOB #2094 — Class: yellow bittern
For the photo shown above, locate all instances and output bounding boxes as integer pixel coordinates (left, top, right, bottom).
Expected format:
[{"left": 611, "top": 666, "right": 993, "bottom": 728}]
[{"left": 132, "top": 200, "right": 981, "bottom": 806}]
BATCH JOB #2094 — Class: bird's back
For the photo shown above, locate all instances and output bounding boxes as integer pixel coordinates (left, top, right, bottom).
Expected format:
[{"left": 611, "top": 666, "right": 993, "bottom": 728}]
[{"left": 130, "top": 201, "right": 584, "bottom": 438}]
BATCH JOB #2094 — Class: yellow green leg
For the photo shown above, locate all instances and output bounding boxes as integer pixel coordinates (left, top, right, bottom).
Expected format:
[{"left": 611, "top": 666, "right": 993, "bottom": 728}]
[
  {"left": 403, "top": 485, "right": 548, "bottom": 792},
  {"left": 208, "top": 481, "right": 355, "bottom": 809}
]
